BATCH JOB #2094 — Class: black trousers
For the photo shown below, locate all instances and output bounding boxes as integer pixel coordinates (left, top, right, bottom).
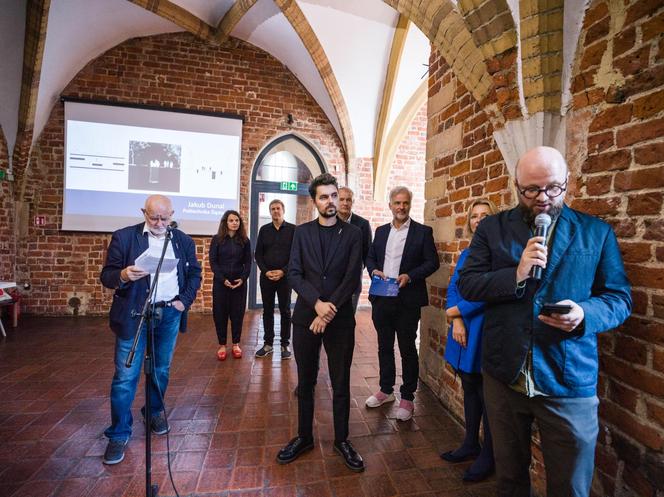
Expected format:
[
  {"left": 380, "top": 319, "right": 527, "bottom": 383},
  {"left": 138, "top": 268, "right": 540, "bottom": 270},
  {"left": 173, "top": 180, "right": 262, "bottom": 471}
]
[
  {"left": 293, "top": 323, "right": 354, "bottom": 442},
  {"left": 459, "top": 372, "right": 493, "bottom": 457},
  {"left": 259, "top": 274, "right": 291, "bottom": 347},
  {"left": 371, "top": 296, "right": 421, "bottom": 401},
  {"left": 212, "top": 278, "right": 247, "bottom": 345}
]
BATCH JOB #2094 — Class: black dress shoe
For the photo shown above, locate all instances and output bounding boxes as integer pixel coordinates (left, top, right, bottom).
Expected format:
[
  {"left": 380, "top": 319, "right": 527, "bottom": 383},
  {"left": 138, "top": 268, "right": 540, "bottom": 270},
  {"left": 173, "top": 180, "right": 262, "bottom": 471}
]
[
  {"left": 334, "top": 440, "right": 365, "bottom": 472},
  {"left": 440, "top": 448, "right": 480, "bottom": 463},
  {"left": 463, "top": 465, "right": 495, "bottom": 482},
  {"left": 276, "top": 436, "right": 314, "bottom": 464}
]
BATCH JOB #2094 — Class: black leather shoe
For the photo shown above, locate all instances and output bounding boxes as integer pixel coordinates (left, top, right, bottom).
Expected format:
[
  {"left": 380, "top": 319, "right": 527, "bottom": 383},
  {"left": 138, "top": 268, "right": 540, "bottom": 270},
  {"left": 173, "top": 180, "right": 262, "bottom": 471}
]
[
  {"left": 463, "top": 465, "right": 495, "bottom": 482},
  {"left": 440, "top": 447, "right": 480, "bottom": 463},
  {"left": 334, "top": 440, "right": 365, "bottom": 472},
  {"left": 276, "top": 436, "right": 314, "bottom": 464}
]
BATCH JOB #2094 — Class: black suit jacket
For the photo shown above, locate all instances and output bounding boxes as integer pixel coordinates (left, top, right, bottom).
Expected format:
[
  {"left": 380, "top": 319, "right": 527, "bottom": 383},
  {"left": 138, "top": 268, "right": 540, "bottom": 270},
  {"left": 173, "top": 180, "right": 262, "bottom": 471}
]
[
  {"left": 366, "top": 219, "right": 439, "bottom": 307},
  {"left": 348, "top": 213, "right": 372, "bottom": 265},
  {"left": 288, "top": 219, "right": 362, "bottom": 329},
  {"left": 348, "top": 213, "right": 372, "bottom": 294}
]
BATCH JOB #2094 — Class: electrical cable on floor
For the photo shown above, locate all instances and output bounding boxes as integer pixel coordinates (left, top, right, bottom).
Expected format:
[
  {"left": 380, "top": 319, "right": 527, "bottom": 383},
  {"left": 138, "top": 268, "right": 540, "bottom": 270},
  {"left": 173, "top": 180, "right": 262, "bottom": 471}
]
[{"left": 151, "top": 327, "right": 180, "bottom": 497}]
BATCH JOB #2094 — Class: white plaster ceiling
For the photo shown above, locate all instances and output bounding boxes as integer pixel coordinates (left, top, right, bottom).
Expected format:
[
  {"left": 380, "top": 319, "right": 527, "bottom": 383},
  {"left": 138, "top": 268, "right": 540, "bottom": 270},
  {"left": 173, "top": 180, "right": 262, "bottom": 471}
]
[
  {"left": 170, "top": 0, "right": 234, "bottom": 26},
  {"left": 387, "top": 21, "right": 431, "bottom": 132},
  {"left": 296, "top": 0, "right": 398, "bottom": 156},
  {"left": 231, "top": 0, "right": 343, "bottom": 140},
  {"left": 1, "top": 0, "right": 432, "bottom": 164},
  {"left": 35, "top": 0, "right": 181, "bottom": 144}
]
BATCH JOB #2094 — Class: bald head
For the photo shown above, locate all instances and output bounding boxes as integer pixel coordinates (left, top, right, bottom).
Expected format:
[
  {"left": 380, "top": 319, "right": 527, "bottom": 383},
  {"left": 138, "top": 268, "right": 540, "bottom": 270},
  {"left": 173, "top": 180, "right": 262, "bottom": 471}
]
[
  {"left": 515, "top": 146, "right": 567, "bottom": 184},
  {"left": 144, "top": 194, "right": 173, "bottom": 213},
  {"left": 142, "top": 195, "right": 174, "bottom": 236},
  {"left": 514, "top": 146, "right": 568, "bottom": 222}
]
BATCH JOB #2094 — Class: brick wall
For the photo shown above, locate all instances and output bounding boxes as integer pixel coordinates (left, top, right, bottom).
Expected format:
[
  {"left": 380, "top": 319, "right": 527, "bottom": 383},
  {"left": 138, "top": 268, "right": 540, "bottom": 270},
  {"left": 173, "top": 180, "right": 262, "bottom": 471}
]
[
  {"left": 420, "top": 48, "right": 514, "bottom": 438},
  {"left": 351, "top": 104, "right": 427, "bottom": 226},
  {"left": 568, "top": 1, "right": 664, "bottom": 495},
  {"left": 14, "top": 33, "right": 346, "bottom": 315},
  {"left": 0, "top": 127, "right": 14, "bottom": 283},
  {"left": 420, "top": 1, "right": 664, "bottom": 495}
]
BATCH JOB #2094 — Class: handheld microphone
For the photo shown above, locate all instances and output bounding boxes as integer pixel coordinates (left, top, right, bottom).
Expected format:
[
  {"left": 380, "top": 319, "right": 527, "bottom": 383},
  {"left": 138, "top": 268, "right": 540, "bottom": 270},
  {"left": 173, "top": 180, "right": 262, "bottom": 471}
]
[
  {"left": 530, "top": 213, "right": 552, "bottom": 281},
  {"left": 166, "top": 221, "right": 178, "bottom": 232}
]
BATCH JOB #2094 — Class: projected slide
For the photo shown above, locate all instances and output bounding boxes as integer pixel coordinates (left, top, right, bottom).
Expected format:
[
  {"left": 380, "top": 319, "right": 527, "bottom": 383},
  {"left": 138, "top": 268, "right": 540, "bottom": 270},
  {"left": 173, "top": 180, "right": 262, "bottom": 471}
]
[
  {"left": 127, "top": 141, "right": 181, "bottom": 192},
  {"left": 63, "top": 101, "right": 242, "bottom": 235}
]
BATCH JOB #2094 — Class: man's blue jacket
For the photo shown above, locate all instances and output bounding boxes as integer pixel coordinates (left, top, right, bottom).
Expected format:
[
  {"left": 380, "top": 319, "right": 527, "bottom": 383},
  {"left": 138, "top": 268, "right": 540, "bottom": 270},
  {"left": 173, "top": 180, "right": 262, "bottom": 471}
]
[
  {"left": 100, "top": 223, "right": 202, "bottom": 340},
  {"left": 457, "top": 205, "right": 631, "bottom": 397}
]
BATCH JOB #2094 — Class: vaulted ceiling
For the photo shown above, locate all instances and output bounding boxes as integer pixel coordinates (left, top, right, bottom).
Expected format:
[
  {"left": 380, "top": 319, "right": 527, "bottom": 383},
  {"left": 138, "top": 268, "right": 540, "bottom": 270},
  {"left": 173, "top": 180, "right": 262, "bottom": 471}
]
[{"left": 0, "top": 0, "right": 431, "bottom": 167}]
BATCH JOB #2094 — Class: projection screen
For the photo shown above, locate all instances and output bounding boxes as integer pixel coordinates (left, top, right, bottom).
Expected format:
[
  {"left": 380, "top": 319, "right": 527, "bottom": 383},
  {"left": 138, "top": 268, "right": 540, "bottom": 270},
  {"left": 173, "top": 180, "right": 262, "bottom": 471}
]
[{"left": 62, "top": 100, "right": 242, "bottom": 235}]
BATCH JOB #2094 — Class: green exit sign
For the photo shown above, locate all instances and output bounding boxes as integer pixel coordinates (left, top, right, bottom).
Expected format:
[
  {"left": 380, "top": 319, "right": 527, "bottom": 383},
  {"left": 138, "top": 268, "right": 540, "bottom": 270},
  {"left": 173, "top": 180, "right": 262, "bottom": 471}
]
[
  {"left": 280, "top": 181, "right": 297, "bottom": 191},
  {"left": 0, "top": 170, "right": 5, "bottom": 181}
]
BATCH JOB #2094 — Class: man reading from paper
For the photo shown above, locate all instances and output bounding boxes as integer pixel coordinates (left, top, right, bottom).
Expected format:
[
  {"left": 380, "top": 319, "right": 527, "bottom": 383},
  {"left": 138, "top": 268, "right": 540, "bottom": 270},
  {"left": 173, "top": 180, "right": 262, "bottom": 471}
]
[{"left": 100, "top": 194, "right": 201, "bottom": 466}]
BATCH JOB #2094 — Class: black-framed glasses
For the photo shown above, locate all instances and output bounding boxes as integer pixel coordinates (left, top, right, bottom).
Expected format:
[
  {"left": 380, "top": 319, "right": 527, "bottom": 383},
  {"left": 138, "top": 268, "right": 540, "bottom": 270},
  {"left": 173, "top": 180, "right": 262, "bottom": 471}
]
[
  {"left": 141, "top": 209, "right": 171, "bottom": 222},
  {"left": 516, "top": 179, "right": 567, "bottom": 200}
]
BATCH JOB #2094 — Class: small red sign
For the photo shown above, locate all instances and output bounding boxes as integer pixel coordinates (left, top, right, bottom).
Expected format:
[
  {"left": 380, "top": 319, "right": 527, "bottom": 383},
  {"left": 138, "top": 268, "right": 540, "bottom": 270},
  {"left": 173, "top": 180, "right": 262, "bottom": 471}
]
[
  {"left": 34, "top": 215, "right": 46, "bottom": 226},
  {"left": 259, "top": 193, "right": 265, "bottom": 202}
]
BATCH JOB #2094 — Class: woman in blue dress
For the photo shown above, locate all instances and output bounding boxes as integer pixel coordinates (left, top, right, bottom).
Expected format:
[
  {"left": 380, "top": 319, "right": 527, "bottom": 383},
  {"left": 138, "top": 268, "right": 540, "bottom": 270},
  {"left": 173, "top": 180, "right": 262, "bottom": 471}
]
[{"left": 441, "top": 198, "right": 497, "bottom": 482}]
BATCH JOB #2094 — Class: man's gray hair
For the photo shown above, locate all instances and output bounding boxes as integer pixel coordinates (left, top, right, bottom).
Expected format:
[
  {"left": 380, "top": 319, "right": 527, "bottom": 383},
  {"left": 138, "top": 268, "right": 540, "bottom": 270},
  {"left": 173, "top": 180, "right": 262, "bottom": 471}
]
[
  {"left": 389, "top": 186, "right": 412, "bottom": 202},
  {"left": 339, "top": 186, "right": 354, "bottom": 198}
]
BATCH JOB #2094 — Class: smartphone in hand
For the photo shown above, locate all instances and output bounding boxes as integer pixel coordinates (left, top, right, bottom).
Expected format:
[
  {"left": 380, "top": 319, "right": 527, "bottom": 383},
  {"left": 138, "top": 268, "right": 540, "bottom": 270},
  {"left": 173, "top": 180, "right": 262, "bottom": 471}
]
[{"left": 541, "top": 303, "right": 572, "bottom": 316}]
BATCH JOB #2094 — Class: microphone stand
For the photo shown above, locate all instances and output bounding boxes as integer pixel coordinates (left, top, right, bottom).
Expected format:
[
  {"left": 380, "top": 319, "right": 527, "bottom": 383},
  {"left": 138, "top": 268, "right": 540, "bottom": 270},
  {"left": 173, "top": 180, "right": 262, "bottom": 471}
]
[{"left": 126, "top": 227, "right": 174, "bottom": 497}]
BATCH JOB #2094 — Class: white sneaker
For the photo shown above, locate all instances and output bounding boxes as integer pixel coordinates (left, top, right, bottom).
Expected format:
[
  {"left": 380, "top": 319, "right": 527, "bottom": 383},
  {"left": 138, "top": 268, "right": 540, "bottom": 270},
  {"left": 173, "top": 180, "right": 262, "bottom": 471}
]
[
  {"left": 395, "top": 399, "right": 414, "bottom": 421},
  {"left": 365, "top": 391, "right": 395, "bottom": 408}
]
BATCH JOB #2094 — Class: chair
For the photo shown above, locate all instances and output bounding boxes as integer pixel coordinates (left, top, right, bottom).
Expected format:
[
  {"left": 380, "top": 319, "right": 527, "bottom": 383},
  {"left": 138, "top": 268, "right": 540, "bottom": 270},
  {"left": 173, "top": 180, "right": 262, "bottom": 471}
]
[{"left": 0, "top": 297, "right": 19, "bottom": 337}]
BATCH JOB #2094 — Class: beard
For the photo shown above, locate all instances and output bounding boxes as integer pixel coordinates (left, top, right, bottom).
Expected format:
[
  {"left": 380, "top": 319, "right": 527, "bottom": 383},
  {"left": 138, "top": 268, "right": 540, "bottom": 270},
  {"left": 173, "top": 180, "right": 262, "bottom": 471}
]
[
  {"left": 319, "top": 206, "right": 337, "bottom": 218},
  {"left": 520, "top": 200, "right": 563, "bottom": 226}
]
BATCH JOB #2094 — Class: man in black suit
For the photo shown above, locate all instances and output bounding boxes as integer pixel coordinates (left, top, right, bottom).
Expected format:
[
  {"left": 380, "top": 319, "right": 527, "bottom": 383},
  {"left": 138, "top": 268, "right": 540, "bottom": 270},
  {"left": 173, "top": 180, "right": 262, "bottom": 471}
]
[
  {"left": 337, "top": 186, "right": 372, "bottom": 311},
  {"left": 365, "top": 186, "right": 439, "bottom": 421},
  {"left": 276, "top": 173, "right": 364, "bottom": 472}
]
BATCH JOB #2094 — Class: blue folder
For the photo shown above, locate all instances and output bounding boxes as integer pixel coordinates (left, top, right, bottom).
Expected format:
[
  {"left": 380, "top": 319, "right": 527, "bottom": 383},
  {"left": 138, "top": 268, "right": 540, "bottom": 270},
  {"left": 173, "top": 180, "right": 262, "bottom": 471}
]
[{"left": 368, "top": 275, "right": 400, "bottom": 297}]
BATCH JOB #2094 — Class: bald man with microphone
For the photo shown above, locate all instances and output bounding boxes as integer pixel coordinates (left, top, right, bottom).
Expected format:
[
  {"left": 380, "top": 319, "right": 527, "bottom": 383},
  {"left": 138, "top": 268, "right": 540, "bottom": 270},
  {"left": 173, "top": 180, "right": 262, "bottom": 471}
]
[{"left": 457, "top": 147, "right": 631, "bottom": 497}]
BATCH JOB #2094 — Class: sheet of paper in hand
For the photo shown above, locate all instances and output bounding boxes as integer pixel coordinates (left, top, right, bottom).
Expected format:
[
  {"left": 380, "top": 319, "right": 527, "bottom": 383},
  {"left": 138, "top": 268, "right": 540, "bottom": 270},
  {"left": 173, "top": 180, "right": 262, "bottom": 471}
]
[
  {"left": 369, "top": 275, "right": 399, "bottom": 297},
  {"left": 135, "top": 248, "right": 179, "bottom": 274}
]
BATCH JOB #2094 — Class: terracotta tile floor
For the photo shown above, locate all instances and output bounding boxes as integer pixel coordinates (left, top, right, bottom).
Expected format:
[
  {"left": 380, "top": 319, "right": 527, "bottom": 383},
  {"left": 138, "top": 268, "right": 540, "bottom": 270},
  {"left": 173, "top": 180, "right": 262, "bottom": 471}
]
[{"left": 0, "top": 310, "right": 496, "bottom": 497}]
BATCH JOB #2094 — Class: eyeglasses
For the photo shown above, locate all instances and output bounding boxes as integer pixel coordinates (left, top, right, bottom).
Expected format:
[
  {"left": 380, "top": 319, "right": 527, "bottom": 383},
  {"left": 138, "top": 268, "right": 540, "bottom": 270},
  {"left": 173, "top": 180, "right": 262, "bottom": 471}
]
[
  {"left": 516, "top": 180, "right": 567, "bottom": 200},
  {"left": 142, "top": 209, "right": 171, "bottom": 222}
]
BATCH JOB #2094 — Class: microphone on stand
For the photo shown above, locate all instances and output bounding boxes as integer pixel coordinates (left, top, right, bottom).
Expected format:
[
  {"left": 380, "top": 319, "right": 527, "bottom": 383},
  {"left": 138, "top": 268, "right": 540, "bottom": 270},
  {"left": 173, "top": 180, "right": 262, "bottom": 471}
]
[
  {"left": 166, "top": 220, "right": 178, "bottom": 233},
  {"left": 530, "top": 213, "right": 552, "bottom": 281}
]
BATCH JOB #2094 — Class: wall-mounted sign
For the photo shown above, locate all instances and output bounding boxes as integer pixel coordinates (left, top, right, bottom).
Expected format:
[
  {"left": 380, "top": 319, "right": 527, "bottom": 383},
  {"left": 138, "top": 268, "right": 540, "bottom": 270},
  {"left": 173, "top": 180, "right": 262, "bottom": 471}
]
[
  {"left": 280, "top": 181, "right": 297, "bottom": 191},
  {"left": 34, "top": 215, "right": 46, "bottom": 226}
]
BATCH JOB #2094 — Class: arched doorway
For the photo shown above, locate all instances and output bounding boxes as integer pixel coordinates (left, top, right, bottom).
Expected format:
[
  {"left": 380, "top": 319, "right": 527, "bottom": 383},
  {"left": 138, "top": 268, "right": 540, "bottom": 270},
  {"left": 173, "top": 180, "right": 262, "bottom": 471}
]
[{"left": 248, "top": 134, "right": 326, "bottom": 308}]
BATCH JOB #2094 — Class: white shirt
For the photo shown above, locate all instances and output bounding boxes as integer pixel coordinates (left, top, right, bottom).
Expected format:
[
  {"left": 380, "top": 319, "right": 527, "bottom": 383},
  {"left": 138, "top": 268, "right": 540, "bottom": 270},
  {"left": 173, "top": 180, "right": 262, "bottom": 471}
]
[
  {"left": 383, "top": 218, "right": 411, "bottom": 278},
  {"left": 339, "top": 212, "right": 352, "bottom": 223},
  {"left": 143, "top": 224, "right": 179, "bottom": 302}
]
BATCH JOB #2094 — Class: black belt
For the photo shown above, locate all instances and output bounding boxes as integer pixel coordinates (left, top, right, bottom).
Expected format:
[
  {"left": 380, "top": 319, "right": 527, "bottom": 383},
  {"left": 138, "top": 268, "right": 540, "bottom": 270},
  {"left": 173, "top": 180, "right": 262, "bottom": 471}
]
[{"left": 153, "top": 299, "right": 176, "bottom": 308}]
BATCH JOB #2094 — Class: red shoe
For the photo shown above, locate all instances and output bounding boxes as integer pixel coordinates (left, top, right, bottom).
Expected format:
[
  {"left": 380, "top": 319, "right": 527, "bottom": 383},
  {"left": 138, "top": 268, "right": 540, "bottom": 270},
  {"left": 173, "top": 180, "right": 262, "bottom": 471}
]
[
  {"left": 217, "top": 347, "right": 227, "bottom": 361},
  {"left": 232, "top": 345, "right": 242, "bottom": 359}
]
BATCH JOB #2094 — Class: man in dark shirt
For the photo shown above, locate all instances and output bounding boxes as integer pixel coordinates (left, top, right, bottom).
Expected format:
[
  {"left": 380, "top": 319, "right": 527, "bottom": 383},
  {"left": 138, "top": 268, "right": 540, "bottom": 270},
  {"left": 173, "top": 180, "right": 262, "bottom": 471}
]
[
  {"left": 255, "top": 199, "right": 296, "bottom": 359},
  {"left": 276, "top": 173, "right": 364, "bottom": 472}
]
